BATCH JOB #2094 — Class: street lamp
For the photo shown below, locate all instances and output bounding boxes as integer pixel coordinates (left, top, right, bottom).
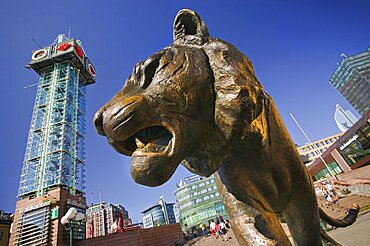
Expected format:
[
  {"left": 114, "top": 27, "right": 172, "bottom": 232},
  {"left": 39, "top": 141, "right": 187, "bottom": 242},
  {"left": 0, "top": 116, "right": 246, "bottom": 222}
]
[
  {"left": 61, "top": 207, "right": 85, "bottom": 246},
  {"left": 290, "top": 113, "right": 338, "bottom": 180}
]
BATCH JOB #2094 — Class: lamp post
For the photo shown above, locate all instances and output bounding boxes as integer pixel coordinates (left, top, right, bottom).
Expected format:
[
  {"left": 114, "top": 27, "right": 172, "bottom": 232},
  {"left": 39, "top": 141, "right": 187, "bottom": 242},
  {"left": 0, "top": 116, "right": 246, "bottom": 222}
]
[
  {"left": 290, "top": 113, "right": 338, "bottom": 180},
  {"left": 61, "top": 207, "right": 85, "bottom": 246}
]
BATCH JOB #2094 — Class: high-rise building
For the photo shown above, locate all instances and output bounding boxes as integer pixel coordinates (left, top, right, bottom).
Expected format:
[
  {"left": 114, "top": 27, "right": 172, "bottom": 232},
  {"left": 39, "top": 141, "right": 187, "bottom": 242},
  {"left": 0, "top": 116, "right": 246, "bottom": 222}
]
[
  {"left": 142, "top": 196, "right": 176, "bottom": 228},
  {"left": 85, "top": 202, "right": 131, "bottom": 238},
  {"left": 330, "top": 47, "right": 370, "bottom": 115},
  {"left": 174, "top": 173, "right": 229, "bottom": 232},
  {"left": 334, "top": 104, "right": 358, "bottom": 132},
  {"left": 10, "top": 34, "right": 96, "bottom": 246}
]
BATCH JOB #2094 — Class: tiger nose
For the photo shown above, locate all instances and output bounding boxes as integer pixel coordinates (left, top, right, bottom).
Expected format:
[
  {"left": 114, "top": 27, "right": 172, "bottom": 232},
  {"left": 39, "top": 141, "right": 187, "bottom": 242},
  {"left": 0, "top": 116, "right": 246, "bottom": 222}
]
[{"left": 94, "top": 108, "right": 106, "bottom": 136}]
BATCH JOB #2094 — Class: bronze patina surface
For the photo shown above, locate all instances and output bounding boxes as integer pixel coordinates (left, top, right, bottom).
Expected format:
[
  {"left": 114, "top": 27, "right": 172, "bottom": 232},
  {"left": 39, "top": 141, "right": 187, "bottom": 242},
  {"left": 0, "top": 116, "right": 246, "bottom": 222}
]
[{"left": 94, "top": 9, "right": 358, "bottom": 245}]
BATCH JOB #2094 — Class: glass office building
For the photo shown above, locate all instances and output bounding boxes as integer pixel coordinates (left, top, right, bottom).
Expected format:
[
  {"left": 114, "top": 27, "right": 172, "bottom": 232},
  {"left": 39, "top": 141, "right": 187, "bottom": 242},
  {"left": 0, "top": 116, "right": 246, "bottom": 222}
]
[
  {"left": 142, "top": 196, "right": 176, "bottom": 228},
  {"left": 10, "top": 34, "right": 95, "bottom": 246},
  {"left": 175, "top": 174, "right": 229, "bottom": 232},
  {"left": 18, "top": 34, "right": 95, "bottom": 198},
  {"left": 334, "top": 104, "right": 358, "bottom": 132},
  {"left": 309, "top": 110, "right": 370, "bottom": 180},
  {"left": 330, "top": 47, "right": 370, "bottom": 115}
]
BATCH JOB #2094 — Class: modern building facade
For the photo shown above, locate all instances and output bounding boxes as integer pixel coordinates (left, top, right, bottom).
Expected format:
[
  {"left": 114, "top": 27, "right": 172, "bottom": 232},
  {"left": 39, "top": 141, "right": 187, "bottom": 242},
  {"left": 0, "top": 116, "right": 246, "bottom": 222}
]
[
  {"left": 334, "top": 104, "right": 358, "bottom": 132},
  {"left": 85, "top": 202, "right": 130, "bottom": 238},
  {"left": 330, "top": 47, "right": 370, "bottom": 115},
  {"left": 174, "top": 174, "right": 229, "bottom": 232},
  {"left": 10, "top": 34, "right": 96, "bottom": 246},
  {"left": 297, "top": 132, "right": 343, "bottom": 166},
  {"left": 309, "top": 110, "right": 370, "bottom": 181},
  {"left": 142, "top": 196, "right": 176, "bottom": 228}
]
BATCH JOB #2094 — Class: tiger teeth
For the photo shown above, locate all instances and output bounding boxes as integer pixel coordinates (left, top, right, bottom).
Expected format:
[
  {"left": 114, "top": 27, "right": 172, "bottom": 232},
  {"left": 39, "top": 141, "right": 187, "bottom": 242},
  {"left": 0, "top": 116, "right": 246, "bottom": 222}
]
[{"left": 135, "top": 138, "right": 146, "bottom": 148}]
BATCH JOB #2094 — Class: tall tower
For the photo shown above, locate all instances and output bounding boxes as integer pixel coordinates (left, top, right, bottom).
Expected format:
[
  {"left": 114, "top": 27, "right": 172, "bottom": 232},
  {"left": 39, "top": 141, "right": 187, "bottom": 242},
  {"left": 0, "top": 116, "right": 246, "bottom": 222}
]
[
  {"left": 330, "top": 47, "right": 370, "bottom": 115},
  {"left": 334, "top": 104, "right": 358, "bottom": 132},
  {"left": 10, "top": 34, "right": 96, "bottom": 246}
]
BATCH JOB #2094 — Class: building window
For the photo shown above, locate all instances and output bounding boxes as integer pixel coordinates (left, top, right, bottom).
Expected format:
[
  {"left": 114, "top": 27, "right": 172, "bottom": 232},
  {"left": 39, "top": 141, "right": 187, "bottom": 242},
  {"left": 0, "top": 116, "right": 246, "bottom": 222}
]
[
  {"left": 338, "top": 125, "right": 370, "bottom": 166},
  {"left": 15, "top": 206, "right": 50, "bottom": 245},
  {"left": 313, "top": 161, "right": 343, "bottom": 181}
]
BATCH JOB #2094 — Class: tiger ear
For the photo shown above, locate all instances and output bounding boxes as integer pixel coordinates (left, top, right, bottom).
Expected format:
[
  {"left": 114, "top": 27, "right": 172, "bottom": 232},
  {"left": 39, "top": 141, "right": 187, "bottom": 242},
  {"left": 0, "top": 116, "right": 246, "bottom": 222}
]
[{"left": 173, "top": 9, "right": 209, "bottom": 44}]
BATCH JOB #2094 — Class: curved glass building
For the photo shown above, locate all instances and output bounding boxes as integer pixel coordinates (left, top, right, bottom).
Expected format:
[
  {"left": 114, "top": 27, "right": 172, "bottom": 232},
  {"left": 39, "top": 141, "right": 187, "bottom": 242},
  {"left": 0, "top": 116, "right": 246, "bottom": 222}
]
[
  {"left": 334, "top": 104, "right": 358, "bottom": 132},
  {"left": 142, "top": 196, "right": 176, "bottom": 228},
  {"left": 174, "top": 173, "right": 229, "bottom": 232}
]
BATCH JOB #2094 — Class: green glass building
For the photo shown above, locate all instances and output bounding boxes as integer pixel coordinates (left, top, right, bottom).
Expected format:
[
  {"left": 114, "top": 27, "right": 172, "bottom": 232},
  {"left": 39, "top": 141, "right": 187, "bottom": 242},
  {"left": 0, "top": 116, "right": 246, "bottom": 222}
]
[
  {"left": 174, "top": 174, "right": 229, "bottom": 231},
  {"left": 330, "top": 47, "right": 370, "bottom": 115},
  {"left": 309, "top": 110, "right": 370, "bottom": 180}
]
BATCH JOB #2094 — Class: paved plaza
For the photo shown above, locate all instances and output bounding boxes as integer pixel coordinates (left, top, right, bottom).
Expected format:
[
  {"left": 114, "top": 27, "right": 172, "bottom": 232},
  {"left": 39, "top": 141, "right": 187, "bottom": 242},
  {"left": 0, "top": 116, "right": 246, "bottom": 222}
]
[
  {"left": 187, "top": 211, "right": 370, "bottom": 245},
  {"left": 328, "top": 210, "right": 370, "bottom": 246}
]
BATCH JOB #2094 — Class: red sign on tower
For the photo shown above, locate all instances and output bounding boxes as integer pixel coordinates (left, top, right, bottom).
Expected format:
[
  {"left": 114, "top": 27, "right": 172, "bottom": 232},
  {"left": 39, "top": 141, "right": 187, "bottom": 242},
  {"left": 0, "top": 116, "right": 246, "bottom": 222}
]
[
  {"left": 56, "top": 43, "right": 71, "bottom": 51},
  {"left": 75, "top": 45, "right": 84, "bottom": 59}
]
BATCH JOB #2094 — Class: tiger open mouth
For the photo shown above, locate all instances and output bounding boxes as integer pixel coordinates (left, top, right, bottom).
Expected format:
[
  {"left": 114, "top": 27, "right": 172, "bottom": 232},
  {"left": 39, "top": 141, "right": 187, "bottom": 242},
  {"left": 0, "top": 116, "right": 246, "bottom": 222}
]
[{"left": 110, "top": 125, "right": 174, "bottom": 156}]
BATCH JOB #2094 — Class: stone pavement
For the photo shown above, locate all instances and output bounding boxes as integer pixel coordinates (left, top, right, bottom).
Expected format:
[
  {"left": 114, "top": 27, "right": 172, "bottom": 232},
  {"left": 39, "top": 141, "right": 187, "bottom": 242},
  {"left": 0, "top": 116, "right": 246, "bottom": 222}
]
[
  {"left": 187, "top": 211, "right": 370, "bottom": 245},
  {"left": 186, "top": 167, "right": 370, "bottom": 245},
  {"left": 186, "top": 228, "right": 239, "bottom": 246},
  {"left": 328, "top": 210, "right": 370, "bottom": 246}
]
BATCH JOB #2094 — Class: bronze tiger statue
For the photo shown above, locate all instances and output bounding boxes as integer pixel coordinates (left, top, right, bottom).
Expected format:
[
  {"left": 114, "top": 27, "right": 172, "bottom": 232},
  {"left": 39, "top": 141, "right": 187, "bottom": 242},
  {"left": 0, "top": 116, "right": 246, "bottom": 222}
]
[{"left": 94, "top": 9, "right": 358, "bottom": 245}]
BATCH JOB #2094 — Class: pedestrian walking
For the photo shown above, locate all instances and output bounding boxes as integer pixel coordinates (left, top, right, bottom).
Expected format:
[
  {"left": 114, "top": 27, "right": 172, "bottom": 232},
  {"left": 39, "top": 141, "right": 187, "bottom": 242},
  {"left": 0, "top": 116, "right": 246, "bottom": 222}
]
[
  {"left": 219, "top": 219, "right": 228, "bottom": 241},
  {"left": 326, "top": 180, "right": 338, "bottom": 203},
  {"left": 199, "top": 223, "right": 207, "bottom": 237},
  {"left": 209, "top": 220, "right": 216, "bottom": 237}
]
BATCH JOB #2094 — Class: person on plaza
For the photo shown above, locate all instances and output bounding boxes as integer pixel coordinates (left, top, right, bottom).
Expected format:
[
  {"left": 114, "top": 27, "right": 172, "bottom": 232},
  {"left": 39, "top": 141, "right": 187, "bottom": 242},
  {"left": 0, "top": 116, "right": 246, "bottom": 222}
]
[
  {"left": 225, "top": 219, "right": 231, "bottom": 229},
  {"left": 216, "top": 216, "right": 220, "bottom": 224},
  {"left": 199, "top": 223, "right": 207, "bottom": 237},
  {"left": 209, "top": 219, "right": 216, "bottom": 237},
  {"left": 326, "top": 180, "right": 338, "bottom": 203},
  {"left": 219, "top": 219, "right": 228, "bottom": 241},
  {"left": 215, "top": 221, "right": 221, "bottom": 239},
  {"left": 191, "top": 225, "right": 198, "bottom": 238},
  {"left": 183, "top": 223, "right": 190, "bottom": 240},
  {"left": 218, "top": 215, "right": 224, "bottom": 223},
  {"left": 320, "top": 182, "right": 333, "bottom": 204}
]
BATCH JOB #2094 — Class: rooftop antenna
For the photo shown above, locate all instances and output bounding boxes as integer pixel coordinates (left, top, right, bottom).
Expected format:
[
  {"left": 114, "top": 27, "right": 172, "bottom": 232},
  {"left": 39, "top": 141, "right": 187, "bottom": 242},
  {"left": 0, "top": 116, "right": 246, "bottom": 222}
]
[
  {"left": 31, "top": 37, "right": 42, "bottom": 49},
  {"left": 68, "top": 26, "right": 71, "bottom": 39},
  {"left": 99, "top": 189, "right": 102, "bottom": 204},
  {"left": 340, "top": 53, "right": 347, "bottom": 58},
  {"left": 57, "top": 34, "right": 65, "bottom": 43},
  {"left": 24, "top": 82, "right": 38, "bottom": 89},
  {"left": 90, "top": 192, "right": 94, "bottom": 205}
]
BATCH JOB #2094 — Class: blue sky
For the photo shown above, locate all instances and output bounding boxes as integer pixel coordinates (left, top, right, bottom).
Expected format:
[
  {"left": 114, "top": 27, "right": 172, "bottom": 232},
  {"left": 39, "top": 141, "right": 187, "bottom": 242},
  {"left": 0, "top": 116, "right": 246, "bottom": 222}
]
[{"left": 0, "top": 0, "right": 369, "bottom": 222}]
